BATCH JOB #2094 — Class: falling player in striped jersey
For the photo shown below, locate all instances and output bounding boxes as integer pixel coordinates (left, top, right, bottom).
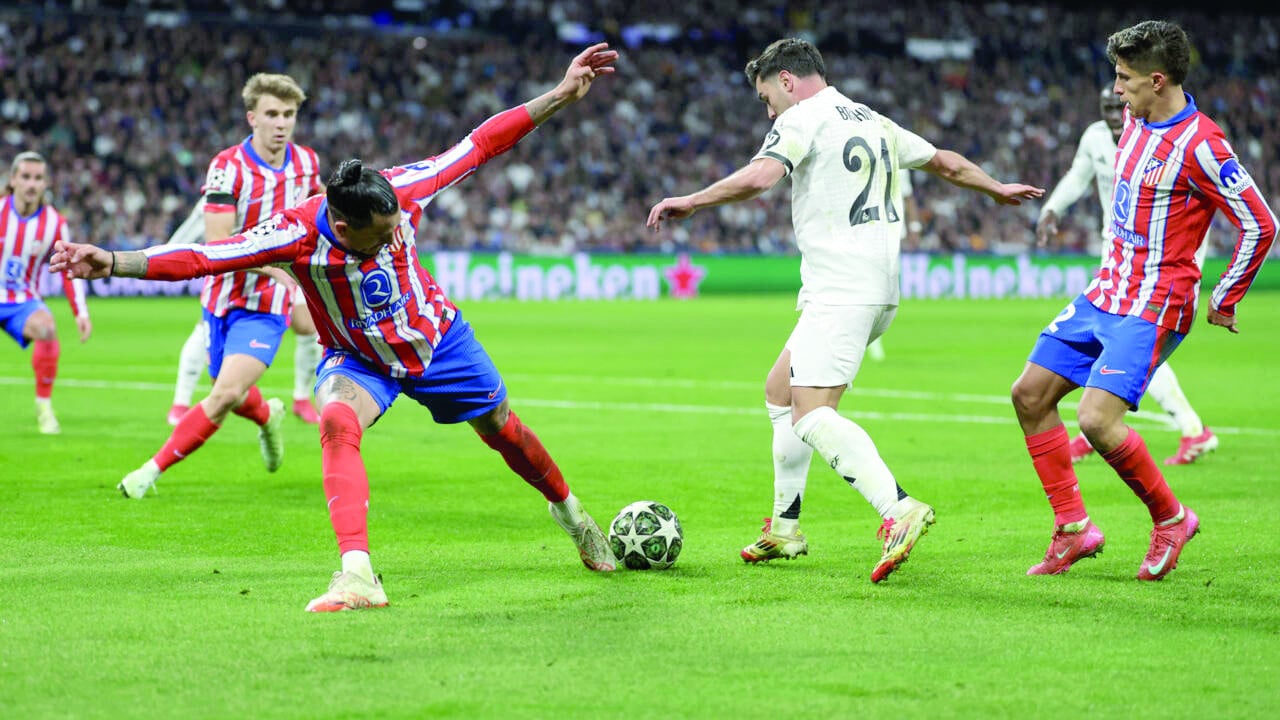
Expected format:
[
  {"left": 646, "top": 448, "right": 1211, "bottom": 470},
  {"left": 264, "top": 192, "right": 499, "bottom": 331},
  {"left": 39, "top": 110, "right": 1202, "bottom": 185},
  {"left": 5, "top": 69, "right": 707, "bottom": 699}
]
[
  {"left": 165, "top": 74, "right": 326, "bottom": 427},
  {"left": 647, "top": 38, "right": 1044, "bottom": 583},
  {"left": 54, "top": 43, "right": 621, "bottom": 611},
  {"left": 1, "top": 151, "right": 91, "bottom": 434},
  {"left": 1013, "top": 21, "right": 1276, "bottom": 581},
  {"left": 106, "top": 74, "right": 325, "bottom": 498},
  {"left": 1037, "top": 87, "right": 1217, "bottom": 466}
]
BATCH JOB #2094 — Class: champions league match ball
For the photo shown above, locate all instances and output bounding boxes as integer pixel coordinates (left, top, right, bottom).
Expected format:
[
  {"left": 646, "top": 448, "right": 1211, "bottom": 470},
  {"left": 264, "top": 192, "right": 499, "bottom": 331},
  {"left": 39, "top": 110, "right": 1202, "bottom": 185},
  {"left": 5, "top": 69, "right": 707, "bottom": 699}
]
[{"left": 608, "top": 501, "right": 683, "bottom": 570}]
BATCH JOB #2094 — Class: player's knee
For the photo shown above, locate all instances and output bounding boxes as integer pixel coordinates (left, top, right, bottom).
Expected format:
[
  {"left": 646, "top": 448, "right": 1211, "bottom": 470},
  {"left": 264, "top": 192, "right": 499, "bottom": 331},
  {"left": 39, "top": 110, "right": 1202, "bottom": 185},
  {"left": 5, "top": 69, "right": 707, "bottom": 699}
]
[
  {"left": 25, "top": 315, "right": 56, "bottom": 342},
  {"left": 1010, "top": 378, "right": 1045, "bottom": 417},
  {"left": 764, "top": 384, "right": 790, "bottom": 408},
  {"left": 204, "top": 385, "right": 244, "bottom": 415},
  {"left": 319, "top": 403, "right": 362, "bottom": 447},
  {"left": 470, "top": 401, "right": 510, "bottom": 436},
  {"left": 1075, "top": 406, "right": 1112, "bottom": 442}
]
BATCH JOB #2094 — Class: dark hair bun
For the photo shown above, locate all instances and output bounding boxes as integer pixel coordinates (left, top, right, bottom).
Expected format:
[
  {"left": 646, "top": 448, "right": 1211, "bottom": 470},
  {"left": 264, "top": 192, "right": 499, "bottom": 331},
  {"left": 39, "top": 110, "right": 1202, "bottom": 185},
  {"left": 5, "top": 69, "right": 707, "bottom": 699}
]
[{"left": 333, "top": 158, "right": 364, "bottom": 187}]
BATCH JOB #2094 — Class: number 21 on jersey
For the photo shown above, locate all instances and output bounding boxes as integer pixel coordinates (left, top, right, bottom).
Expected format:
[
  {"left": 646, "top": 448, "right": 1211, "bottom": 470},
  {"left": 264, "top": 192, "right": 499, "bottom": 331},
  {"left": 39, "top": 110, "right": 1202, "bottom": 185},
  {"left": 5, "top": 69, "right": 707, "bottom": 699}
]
[{"left": 843, "top": 136, "right": 900, "bottom": 227}]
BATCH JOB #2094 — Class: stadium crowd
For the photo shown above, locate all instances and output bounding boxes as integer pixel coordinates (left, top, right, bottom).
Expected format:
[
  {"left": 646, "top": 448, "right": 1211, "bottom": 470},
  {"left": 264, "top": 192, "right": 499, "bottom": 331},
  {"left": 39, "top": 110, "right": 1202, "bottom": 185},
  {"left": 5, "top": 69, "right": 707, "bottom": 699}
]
[{"left": 2, "top": 0, "right": 1276, "bottom": 256}]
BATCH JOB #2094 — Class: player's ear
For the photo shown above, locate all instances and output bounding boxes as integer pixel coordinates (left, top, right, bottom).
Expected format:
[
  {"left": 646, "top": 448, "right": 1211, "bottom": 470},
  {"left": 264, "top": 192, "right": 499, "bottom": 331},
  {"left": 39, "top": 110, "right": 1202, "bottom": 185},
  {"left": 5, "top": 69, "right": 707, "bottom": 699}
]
[
  {"left": 1150, "top": 71, "right": 1166, "bottom": 92},
  {"left": 332, "top": 219, "right": 349, "bottom": 240}
]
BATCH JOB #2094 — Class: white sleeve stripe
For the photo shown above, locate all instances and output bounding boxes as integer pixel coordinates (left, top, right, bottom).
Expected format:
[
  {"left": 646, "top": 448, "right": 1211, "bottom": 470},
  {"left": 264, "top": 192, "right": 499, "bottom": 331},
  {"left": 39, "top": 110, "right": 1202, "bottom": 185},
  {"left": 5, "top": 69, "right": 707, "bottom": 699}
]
[
  {"left": 391, "top": 138, "right": 477, "bottom": 188},
  {"left": 146, "top": 231, "right": 296, "bottom": 261},
  {"left": 70, "top": 277, "right": 88, "bottom": 315}
]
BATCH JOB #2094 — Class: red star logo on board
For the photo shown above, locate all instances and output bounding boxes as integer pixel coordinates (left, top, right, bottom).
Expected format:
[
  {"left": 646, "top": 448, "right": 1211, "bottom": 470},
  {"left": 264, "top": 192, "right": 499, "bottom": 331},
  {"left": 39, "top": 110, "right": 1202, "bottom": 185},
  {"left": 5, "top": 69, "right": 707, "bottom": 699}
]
[{"left": 662, "top": 253, "right": 707, "bottom": 299}]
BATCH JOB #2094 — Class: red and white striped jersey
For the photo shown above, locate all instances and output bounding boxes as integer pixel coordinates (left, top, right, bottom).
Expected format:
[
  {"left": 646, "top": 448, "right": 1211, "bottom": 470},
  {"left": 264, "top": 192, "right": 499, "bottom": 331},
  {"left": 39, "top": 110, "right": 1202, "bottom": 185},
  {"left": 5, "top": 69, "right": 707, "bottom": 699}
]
[
  {"left": 0, "top": 196, "right": 87, "bottom": 317},
  {"left": 143, "top": 105, "right": 537, "bottom": 378},
  {"left": 1085, "top": 95, "right": 1276, "bottom": 333},
  {"left": 198, "top": 138, "right": 324, "bottom": 317}
]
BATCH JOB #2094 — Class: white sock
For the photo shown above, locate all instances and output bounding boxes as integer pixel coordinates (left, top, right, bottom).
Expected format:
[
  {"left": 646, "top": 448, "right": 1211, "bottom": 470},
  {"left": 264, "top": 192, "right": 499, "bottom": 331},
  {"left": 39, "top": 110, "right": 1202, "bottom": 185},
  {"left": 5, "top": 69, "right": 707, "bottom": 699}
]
[
  {"left": 549, "top": 492, "right": 585, "bottom": 528},
  {"left": 793, "top": 406, "right": 905, "bottom": 518},
  {"left": 1147, "top": 363, "right": 1203, "bottom": 437},
  {"left": 767, "top": 402, "right": 812, "bottom": 529},
  {"left": 35, "top": 397, "right": 51, "bottom": 410},
  {"left": 341, "top": 550, "right": 374, "bottom": 584},
  {"left": 293, "top": 332, "right": 322, "bottom": 401},
  {"left": 173, "top": 323, "right": 205, "bottom": 407}
]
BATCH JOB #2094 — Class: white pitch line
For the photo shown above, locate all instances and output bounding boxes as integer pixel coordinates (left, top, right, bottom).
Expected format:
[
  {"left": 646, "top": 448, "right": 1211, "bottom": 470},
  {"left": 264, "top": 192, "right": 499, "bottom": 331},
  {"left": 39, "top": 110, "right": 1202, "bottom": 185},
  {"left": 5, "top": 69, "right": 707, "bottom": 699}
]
[{"left": 3, "top": 374, "right": 1277, "bottom": 437}]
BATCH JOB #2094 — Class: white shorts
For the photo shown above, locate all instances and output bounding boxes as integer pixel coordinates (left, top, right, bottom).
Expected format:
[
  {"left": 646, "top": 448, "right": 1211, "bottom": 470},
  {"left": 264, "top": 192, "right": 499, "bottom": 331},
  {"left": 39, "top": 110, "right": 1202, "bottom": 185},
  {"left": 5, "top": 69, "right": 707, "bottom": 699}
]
[{"left": 785, "top": 304, "right": 897, "bottom": 387}]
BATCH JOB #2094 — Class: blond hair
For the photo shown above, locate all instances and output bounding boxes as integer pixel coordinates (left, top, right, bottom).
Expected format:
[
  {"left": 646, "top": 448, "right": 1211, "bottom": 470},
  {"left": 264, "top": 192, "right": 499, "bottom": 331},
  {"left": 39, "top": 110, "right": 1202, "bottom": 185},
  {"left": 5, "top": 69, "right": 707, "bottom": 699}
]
[
  {"left": 9, "top": 150, "right": 46, "bottom": 177},
  {"left": 6, "top": 151, "right": 47, "bottom": 195},
  {"left": 242, "top": 73, "right": 306, "bottom": 112}
]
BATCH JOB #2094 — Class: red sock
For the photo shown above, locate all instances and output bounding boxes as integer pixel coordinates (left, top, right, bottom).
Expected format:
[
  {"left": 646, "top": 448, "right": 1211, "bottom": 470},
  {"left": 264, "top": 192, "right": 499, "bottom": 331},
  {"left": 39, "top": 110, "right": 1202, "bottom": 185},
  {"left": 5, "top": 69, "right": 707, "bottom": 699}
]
[
  {"left": 153, "top": 404, "right": 221, "bottom": 471},
  {"left": 1026, "top": 424, "right": 1088, "bottom": 527},
  {"left": 1102, "top": 428, "right": 1180, "bottom": 524},
  {"left": 32, "top": 338, "right": 59, "bottom": 400},
  {"left": 320, "top": 403, "right": 370, "bottom": 554},
  {"left": 478, "top": 411, "right": 569, "bottom": 503},
  {"left": 233, "top": 385, "right": 270, "bottom": 425}
]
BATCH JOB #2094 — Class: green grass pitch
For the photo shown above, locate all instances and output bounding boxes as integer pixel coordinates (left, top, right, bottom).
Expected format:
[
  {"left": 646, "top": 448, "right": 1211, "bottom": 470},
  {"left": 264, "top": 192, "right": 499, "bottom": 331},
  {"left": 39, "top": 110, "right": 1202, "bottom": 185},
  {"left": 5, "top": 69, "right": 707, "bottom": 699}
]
[{"left": 1, "top": 293, "right": 1277, "bottom": 719}]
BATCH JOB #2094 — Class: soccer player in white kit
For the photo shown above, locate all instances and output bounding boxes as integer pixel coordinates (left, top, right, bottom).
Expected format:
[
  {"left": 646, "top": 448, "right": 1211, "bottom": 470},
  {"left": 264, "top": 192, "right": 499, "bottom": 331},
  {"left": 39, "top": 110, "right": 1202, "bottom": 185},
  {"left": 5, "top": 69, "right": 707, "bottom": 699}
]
[
  {"left": 1036, "top": 87, "right": 1217, "bottom": 465},
  {"left": 647, "top": 39, "right": 1044, "bottom": 583}
]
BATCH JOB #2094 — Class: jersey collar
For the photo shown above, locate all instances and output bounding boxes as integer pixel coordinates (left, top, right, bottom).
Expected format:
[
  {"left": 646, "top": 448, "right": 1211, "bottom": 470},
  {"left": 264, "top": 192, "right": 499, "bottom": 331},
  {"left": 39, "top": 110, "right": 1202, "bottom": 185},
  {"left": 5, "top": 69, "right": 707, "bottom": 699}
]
[
  {"left": 4, "top": 195, "right": 43, "bottom": 222},
  {"left": 1144, "top": 92, "right": 1197, "bottom": 129},
  {"left": 316, "top": 198, "right": 369, "bottom": 258},
  {"left": 241, "top": 136, "right": 293, "bottom": 172}
]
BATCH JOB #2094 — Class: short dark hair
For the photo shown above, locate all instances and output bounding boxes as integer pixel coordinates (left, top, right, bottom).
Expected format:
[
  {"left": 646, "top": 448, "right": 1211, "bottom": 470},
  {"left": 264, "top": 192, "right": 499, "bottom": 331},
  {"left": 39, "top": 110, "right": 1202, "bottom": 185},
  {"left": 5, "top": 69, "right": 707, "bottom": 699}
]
[
  {"left": 326, "top": 159, "right": 398, "bottom": 229},
  {"left": 1106, "top": 20, "right": 1191, "bottom": 86},
  {"left": 744, "top": 38, "right": 826, "bottom": 84}
]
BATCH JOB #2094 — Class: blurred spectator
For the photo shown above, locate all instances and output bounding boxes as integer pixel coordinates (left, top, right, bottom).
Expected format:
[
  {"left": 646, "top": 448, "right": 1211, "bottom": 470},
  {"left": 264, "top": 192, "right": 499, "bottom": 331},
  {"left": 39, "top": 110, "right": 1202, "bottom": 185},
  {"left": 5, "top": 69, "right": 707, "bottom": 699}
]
[{"left": 2, "top": 1, "right": 1276, "bottom": 256}]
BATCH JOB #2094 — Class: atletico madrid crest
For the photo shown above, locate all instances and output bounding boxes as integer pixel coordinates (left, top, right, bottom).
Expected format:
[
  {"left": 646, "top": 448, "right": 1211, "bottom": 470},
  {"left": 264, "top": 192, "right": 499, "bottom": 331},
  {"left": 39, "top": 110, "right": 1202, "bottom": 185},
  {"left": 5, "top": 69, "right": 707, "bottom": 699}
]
[{"left": 1140, "top": 158, "right": 1169, "bottom": 187}]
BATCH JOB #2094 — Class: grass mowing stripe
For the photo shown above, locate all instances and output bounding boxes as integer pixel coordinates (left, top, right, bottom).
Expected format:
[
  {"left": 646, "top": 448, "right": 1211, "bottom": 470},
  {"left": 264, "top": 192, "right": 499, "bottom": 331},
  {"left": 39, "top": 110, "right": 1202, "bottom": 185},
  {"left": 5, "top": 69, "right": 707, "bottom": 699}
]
[
  {"left": 2, "top": 293, "right": 1277, "bottom": 719},
  {"left": 18, "top": 373, "right": 1280, "bottom": 436}
]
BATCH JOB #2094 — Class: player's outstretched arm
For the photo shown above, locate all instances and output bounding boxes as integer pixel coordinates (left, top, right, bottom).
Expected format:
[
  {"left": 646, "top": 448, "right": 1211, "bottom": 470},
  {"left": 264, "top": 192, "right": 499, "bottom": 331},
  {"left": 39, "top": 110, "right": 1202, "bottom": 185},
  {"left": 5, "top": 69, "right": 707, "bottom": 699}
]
[
  {"left": 646, "top": 157, "right": 786, "bottom": 231},
  {"left": 49, "top": 241, "right": 138, "bottom": 279},
  {"left": 524, "top": 43, "right": 618, "bottom": 126},
  {"left": 921, "top": 150, "right": 1044, "bottom": 205}
]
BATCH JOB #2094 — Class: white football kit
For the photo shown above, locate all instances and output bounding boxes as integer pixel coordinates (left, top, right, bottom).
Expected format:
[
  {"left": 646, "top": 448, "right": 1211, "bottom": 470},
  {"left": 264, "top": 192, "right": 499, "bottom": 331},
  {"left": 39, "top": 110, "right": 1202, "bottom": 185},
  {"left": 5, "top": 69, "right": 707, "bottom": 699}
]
[{"left": 753, "top": 86, "right": 936, "bottom": 386}]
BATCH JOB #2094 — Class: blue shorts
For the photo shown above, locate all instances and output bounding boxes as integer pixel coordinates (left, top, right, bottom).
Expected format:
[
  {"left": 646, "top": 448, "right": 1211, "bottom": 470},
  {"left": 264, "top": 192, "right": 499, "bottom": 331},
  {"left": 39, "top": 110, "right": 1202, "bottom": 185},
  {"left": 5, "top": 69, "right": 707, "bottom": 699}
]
[
  {"left": 1028, "top": 294, "right": 1184, "bottom": 409},
  {"left": 315, "top": 315, "right": 507, "bottom": 424},
  {"left": 203, "top": 308, "right": 288, "bottom": 378},
  {"left": 1, "top": 300, "right": 47, "bottom": 348}
]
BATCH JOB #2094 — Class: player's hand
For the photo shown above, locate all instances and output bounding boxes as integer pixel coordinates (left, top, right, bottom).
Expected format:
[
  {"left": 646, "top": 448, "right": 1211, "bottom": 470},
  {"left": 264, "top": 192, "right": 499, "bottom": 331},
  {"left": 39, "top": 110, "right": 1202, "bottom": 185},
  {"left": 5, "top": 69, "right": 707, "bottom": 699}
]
[
  {"left": 1035, "top": 210, "right": 1059, "bottom": 248},
  {"left": 1207, "top": 307, "right": 1239, "bottom": 333},
  {"left": 991, "top": 183, "right": 1045, "bottom": 206},
  {"left": 75, "top": 315, "right": 92, "bottom": 343},
  {"left": 646, "top": 197, "right": 696, "bottom": 231},
  {"left": 557, "top": 43, "right": 618, "bottom": 102},
  {"left": 49, "top": 241, "right": 114, "bottom": 280}
]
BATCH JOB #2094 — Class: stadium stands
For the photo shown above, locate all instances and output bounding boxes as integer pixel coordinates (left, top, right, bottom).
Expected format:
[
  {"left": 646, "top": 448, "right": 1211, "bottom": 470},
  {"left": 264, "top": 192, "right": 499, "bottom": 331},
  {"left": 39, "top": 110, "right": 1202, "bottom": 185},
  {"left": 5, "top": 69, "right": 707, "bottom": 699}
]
[{"left": 2, "top": 1, "right": 1275, "bottom": 256}]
